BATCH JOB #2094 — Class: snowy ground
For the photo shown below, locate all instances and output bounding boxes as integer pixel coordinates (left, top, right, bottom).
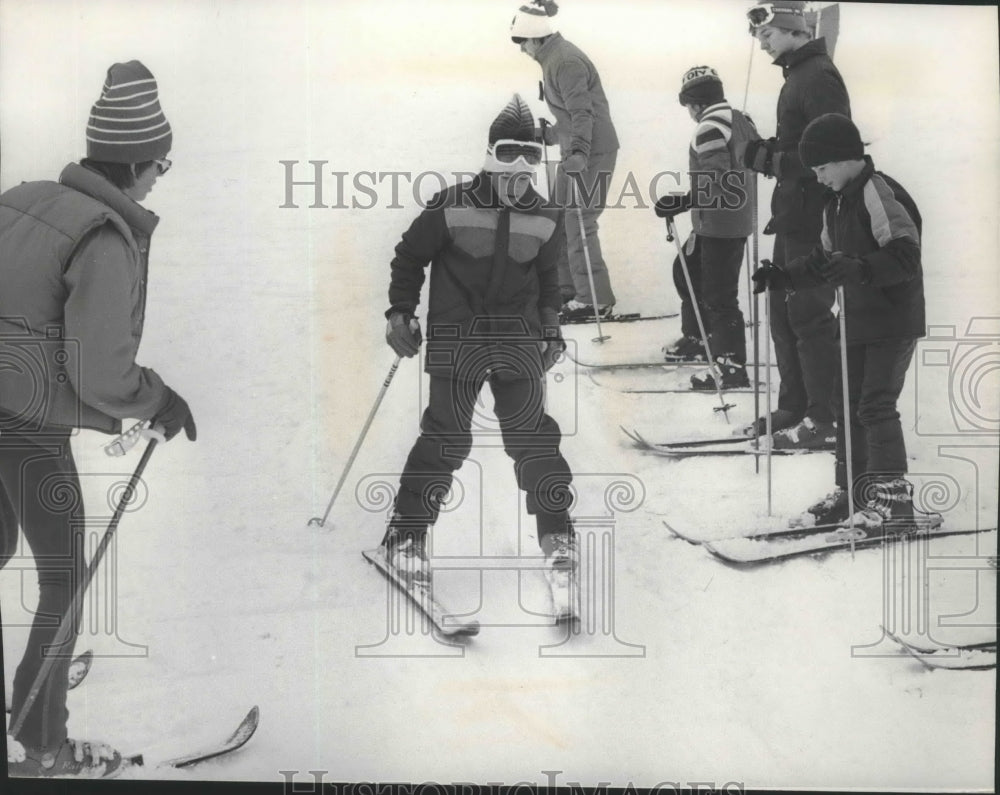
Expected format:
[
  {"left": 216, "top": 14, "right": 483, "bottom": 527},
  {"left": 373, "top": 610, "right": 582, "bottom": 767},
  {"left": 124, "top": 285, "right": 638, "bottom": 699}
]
[{"left": 1, "top": 1, "right": 997, "bottom": 792}]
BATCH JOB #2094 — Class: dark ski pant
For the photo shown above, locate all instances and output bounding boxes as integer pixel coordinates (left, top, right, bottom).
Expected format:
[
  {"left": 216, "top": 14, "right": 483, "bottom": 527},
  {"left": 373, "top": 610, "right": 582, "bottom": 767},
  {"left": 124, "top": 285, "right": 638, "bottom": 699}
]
[
  {"left": 554, "top": 149, "right": 617, "bottom": 307},
  {"left": 769, "top": 233, "right": 839, "bottom": 424},
  {"left": 0, "top": 430, "right": 84, "bottom": 751},
  {"left": 834, "top": 338, "right": 917, "bottom": 494},
  {"left": 395, "top": 374, "right": 573, "bottom": 542},
  {"left": 672, "top": 234, "right": 748, "bottom": 365}
]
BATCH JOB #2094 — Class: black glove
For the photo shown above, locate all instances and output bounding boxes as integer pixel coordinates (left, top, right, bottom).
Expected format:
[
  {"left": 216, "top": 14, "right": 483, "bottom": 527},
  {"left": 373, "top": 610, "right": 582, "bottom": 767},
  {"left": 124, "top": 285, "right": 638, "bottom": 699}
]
[
  {"left": 654, "top": 192, "right": 692, "bottom": 219},
  {"left": 743, "top": 137, "right": 777, "bottom": 176},
  {"left": 386, "top": 311, "right": 422, "bottom": 357},
  {"left": 820, "top": 252, "right": 868, "bottom": 286},
  {"left": 152, "top": 387, "right": 197, "bottom": 442},
  {"left": 535, "top": 119, "right": 557, "bottom": 146},
  {"left": 751, "top": 259, "right": 793, "bottom": 294}
]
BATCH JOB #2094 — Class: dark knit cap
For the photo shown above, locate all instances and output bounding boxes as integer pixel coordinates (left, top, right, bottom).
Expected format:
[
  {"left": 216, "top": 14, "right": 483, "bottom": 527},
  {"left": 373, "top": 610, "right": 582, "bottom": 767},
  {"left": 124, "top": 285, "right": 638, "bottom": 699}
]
[
  {"left": 488, "top": 93, "right": 535, "bottom": 144},
  {"left": 678, "top": 66, "right": 725, "bottom": 107},
  {"left": 799, "top": 113, "right": 864, "bottom": 167},
  {"left": 86, "top": 60, "right": 171, "bottom": 163}
]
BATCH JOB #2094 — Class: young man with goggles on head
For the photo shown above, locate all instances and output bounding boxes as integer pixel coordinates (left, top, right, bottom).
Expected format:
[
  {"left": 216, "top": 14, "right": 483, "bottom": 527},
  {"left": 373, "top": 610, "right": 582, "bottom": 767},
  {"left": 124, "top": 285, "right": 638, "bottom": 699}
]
[{"left": 738, "top": 0, "right": 852, "bottom": 452}]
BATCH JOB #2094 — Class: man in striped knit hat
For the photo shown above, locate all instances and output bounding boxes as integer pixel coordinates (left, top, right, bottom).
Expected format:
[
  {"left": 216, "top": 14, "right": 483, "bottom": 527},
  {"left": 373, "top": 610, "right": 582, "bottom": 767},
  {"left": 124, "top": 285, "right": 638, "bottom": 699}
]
[
  {"left": 655, "top": 67, "right": 759, "bottom": 390},
  {"left": 1, "top": 60, "right": 194, "bottom": 778}
]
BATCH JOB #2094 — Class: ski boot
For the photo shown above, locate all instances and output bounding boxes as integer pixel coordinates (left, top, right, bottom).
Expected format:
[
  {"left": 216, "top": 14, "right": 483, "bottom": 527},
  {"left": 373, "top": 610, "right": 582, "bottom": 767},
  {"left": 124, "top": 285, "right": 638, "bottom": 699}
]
[
  {"left": 738, "top": 408, "right": 799, "bottom": 438},
  {"left": 768, "top": 417, "right": 836, "bottom": 451},
  {"left": 380, "top": 519, "right": 431, "bottom": 589},
  {"left": 788, "top": 487, "right": 850, "bottom": 528},
  {"left": 662, "top": 335, "right": 705, "bottom": 362},
  {"left": 7, "top": 737, "right": 123, "bottom": 779},
  {"left": 690, "top": 357, "right": 750, "bottom": 390},
  {"left": 540, "top": 530, "right": 580, "bottom": 622},
  {"left": 846, "top": 478, "right": 936, "bottom": 535}
]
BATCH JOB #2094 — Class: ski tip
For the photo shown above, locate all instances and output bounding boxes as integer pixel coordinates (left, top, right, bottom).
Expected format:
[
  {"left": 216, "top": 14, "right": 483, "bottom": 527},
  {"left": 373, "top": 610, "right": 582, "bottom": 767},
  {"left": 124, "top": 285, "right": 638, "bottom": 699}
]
[{"left": 443, "top": 620, "right": 481, "bottom": 637}]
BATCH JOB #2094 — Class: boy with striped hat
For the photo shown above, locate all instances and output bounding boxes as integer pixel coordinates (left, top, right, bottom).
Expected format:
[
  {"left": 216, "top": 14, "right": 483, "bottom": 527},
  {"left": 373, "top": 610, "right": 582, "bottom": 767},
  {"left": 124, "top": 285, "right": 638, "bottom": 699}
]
[
  {"left": 379, "top": 95, "right": 579, "bottom": 620},
  {"left": 655, "top": 66, "right": 759, "bottom": 390},
  {"left": 1, "top": 60, "right": 194, "bottom": 778}
]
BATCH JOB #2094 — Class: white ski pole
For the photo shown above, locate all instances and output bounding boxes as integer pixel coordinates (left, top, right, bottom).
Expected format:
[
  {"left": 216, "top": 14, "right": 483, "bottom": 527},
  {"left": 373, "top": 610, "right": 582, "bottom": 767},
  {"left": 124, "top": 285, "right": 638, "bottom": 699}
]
[
  {"left": 9, "top": 431, "right": 160, "bottom": 739},
  {"left": 749, "top": 174, "right": 762, "bottom": 474},
  {"left": 666, "top": 217, "right": 734, "bottom": 420},
  {"left": 570, "top": 179, "right": 610, "bottom": 344},
  {"left": 309, "top": 356, "right": 402, "bottom": 528},
  {"left": 764, "top": 287, "right": 773, "bottom": 515},
  {"left": 836, "top": 285, "right": 857, "bottom": 558}
]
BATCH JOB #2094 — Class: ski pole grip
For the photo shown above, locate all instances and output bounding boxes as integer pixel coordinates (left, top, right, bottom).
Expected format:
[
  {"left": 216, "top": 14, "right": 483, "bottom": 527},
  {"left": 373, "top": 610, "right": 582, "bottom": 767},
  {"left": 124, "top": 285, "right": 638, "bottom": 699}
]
[{"left": 143, "top": 423, "right": 167, "bottom": 444}]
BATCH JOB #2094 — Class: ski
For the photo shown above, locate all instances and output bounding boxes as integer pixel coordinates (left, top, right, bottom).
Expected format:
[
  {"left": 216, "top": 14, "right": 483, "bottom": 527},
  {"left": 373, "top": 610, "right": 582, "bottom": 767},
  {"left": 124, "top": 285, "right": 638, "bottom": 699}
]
[
  {"left": 561, "top": 311, "right": 677, "bottom": 325},
  {"left": 663, "top": 515, "right": 949, "bottom": 546},
  {"left": 621, "top": 428, "right": 750, "bottom": 449},
  {"left": 124, "top": 705, "right": 259, "bottom": 770},
  {"left": 882, "top": 627, "right": 996, "bottom": 671},
  {"left": 701, "top": 521, "right": 995, "bottom": 566},
  {"left": 567, "top": 353, "right": 778, "bottom": 371},
  {"left": 362, "top": 546, "right": 480, "bottom": 637},
  {"left": 5, "top": 650, "right": 93, "bottom": 715},
  {"left": 622, "top": 427, "right": 830, "bottom": 457},
  {"left": 588, "top": 370, "right": 764, "bottom": 394}
]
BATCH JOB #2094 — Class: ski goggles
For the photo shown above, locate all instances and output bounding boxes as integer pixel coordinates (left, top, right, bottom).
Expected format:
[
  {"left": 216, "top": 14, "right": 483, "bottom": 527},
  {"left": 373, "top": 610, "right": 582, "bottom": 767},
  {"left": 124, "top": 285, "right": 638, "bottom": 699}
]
[
  {"left": 746, "top": 3, "right": 805, "bottom": 32},
  {"left": 484, "top": 139, "right": 544, "bottom": 173}
]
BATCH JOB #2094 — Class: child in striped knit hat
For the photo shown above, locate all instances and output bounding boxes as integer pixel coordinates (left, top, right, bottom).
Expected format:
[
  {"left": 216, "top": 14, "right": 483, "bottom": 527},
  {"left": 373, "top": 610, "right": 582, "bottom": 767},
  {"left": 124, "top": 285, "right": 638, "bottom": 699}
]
[
  {"left": 1, "top": 61, "right": 194, "bottom": 778},
  {"left": 654, "top": 66, "right": 760, "bottom": 391}
]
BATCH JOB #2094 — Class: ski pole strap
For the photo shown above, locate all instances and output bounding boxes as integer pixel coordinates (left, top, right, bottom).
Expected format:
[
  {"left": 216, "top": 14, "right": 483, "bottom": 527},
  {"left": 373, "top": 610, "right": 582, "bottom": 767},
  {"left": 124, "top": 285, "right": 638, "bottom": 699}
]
[{"left": 104, "top": 421, "right": 166, "bottom": 456}]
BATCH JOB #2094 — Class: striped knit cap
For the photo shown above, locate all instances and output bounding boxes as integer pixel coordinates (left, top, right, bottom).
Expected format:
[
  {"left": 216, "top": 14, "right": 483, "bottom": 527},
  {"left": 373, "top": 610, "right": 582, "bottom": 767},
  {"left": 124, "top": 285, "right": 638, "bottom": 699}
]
[
  {"left": 510, "top": 0, "right": 558, "bottom": 40},
  {"left": 678, "top": 66, "right": 725, "bottom": 107},
  {"left": 86, "top": 60, "right": 172, "bottom": 163},
  {"left": 488, "top": 94, "right": 535, "bottom": 144}
]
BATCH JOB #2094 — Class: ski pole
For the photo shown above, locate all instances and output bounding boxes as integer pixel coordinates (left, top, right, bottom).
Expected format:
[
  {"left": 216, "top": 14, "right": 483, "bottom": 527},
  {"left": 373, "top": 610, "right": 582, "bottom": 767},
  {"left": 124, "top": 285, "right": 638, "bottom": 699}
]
[
  {"left": 764, "top": 287, "right": 773, "bottom": 515},
  {"left": 539, "top": 118, "right": 552, "bottom": 201},
  {"left": 570, "top": 179, "right": 610, "bottom": 344},
  {"left": 749, "top": 174, "right": 762, "bottom": 474},
  {"left": 741, "top": 35, "right": 756, "bottom": 113},
  {"left": 9, "top": 430, "right": 161, "bottom": 739},
  {"left": 308, "top": 356, "right": 402, "bottom": 528},
  {"left": 665, "top": 217, "right": 734, "bottom": 420},
  {"left": 836, "top": 285, "right": 857, "bottom": 558}
]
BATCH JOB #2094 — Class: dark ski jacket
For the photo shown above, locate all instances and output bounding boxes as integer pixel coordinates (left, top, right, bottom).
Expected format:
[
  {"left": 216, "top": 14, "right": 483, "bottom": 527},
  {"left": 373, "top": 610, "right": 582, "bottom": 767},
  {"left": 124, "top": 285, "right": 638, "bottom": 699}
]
[
  {"left": 785, "top": 157, "right": 925, "bottom": 344},
  {"left": 535, "top": 33, "right": 619, "bottom": 159},
  {"left": 770, "top": 38, "right": 851, "bottom": 239},
  {"left": 0, "top": 163, "right": 167, "bottom": 433},
  {"left": 387, "top": 173, "right": 563, "bottom": 381}
]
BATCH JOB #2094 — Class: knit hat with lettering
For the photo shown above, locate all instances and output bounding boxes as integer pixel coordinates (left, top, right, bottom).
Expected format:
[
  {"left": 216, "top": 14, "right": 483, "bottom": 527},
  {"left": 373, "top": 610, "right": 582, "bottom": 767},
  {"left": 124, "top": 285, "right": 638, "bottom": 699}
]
[
  {"left": 511, "top": 0, "right": 559, "bottom": 41},
  {"left": 799, "top": 113, "right": 864, "bottom": 167},
  {"left": 488, "top": 94, "right": 536, "bottom": 144},
  {"left": 86, "top": 60, "right": 172, "bottom": 163},
  {"left": 678, "top": 66, "right": 725, "bottom": 107}
]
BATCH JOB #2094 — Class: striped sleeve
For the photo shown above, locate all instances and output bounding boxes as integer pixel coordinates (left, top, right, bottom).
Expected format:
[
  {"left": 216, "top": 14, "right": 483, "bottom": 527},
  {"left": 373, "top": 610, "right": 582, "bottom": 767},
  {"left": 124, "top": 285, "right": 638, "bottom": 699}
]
[
  {"left": 863, "top": 176, "right": 920, "bottom": 247},
  {"left": 689, "top": 104, "right": 734, "bottom": 201},
  {"left": 860, "top": 174, "right": 922, "bottom": 287}
]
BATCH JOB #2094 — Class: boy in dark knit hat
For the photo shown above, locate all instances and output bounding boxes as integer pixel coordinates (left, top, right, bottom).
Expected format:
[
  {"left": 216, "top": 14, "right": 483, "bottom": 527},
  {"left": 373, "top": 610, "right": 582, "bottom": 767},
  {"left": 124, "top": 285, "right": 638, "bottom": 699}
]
[
  {"left": 654, "top": 66, "right": 759, "bottom": 390},
  {"left": 1, "top": 60, "right": 194, "bottom": 779},
  {"left": 753, "top": 113, "right": 928, "bottom": 531},
  {"left": 379, "top": 95, "right": 578, "bottom": 619},
  {"left": 741, "top": 0, "right": 852, "bottom": 450}
]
